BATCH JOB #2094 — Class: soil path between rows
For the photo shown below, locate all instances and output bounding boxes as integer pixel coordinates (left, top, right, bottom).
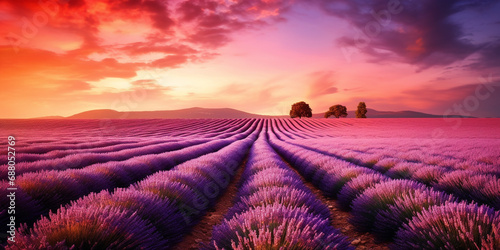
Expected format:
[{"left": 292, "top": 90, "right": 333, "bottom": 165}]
[
  {"left": 277, "top": 149, "right": 390, "bottom": 250},
  {"left": 172, "top": 158, "right": 248, "bottom": 250}
]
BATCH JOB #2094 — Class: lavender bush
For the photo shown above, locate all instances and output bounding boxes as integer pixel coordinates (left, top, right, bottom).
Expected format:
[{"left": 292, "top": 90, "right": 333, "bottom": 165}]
[
  {"left": 350, "top": 180, "right": 427, "bottom": 232},
  {"left": 337, "top": 173, "right": 389, "bottom": 211},
  {"left": 434, "top": 170, "right": 500, "bottom": 209},
  {"left": 10, "top": 205, "right": 167, "bottom": 249},
  {"left": 212, "top": 204, "right": 352, "bottom": 250},
  {"left": 392, "top": 202, "right": 500, "bottom": 249},
  {"left": 373, "top": 189, "right": 457, "bottom": 241}
]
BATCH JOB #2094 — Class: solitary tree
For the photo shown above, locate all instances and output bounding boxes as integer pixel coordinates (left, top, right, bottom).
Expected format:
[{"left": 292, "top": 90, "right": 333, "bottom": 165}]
[
  {"left": 325, "top": 104, "right": 348, "bottom": 118},
  {"left": 355, "top": 102, "right": 367, "bottom": 118},
  {"left": 290, "top": 101, "right": 312, "bottom": 118}
]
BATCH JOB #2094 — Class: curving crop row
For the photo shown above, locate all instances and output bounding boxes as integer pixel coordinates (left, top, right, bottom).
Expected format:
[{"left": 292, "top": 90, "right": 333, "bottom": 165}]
[
  {"left": 206, "top": 119, "right": 257, "bottom": 139},
  {"left": 3, "top": 119, "right": 260, "bottom": 177},
  {"left": 200, "top": 119, "right": 248, "bottom": 138},
  {"left": 284, "top": 138, "right": 500, "bottom": 210},
  {"left": 209, "top": 129, "right": 352, "bottom": 249},
  {"left": 7, "top": 128, "right": 259, "bottom": 249},
  {"left": 0, "top": 139, "right": 172, "bottom": 165},
  {"left": 291, "top": 138, "right": 500, "bottom": 177},
  {"left": 0, "top": 118, "right": 263, "bottom": 235},
  {"left": 268, "top": 130, "right": 379, "bottom": 198},
  {"left": 0, "top": 139, "right": 234, "bottom": 238},
  {"left": 1, "top": 138, "right": 138, "bottom": 155},
  {"left": 164, "top": 119, "right": 244, "bottom": 138},
  {"left": 268, "top": 129, "right": 500, "bottom": 249},
  {"left": 351, "top": 178, "right": 499, "bottom": 249},
  {"left": 0, "top": 139, "right": 210, "bottom": 177},
  {"left": 0, "top": 119, "right": 261, "bottom": 230}
]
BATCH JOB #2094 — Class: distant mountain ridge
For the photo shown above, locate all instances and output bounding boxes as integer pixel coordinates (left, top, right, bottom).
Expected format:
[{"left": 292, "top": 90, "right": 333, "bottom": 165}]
[
  {"left": 66, "top": 107, "right": 274, "bottom": 119},
  {"left": 47, "top": 107, "right": 462, "bottom": 119},
  {"left": 312, "top": 109, "right": 447, "bottom": 118}
]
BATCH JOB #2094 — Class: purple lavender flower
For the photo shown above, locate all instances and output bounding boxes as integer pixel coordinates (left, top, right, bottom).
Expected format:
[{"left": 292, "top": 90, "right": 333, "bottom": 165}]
[
  {"left": 392, "top": 202, "right": 500, "bottom": 249},
  {"left": 385, "top": 162, "right": 421, "bottom": 179},
  {"left": 337, "top": 173, "right": 389, "bottom": 211},
  {"left": 319, "top": 167, "right": 375, "bottom": 197},
  {"left": 211, "top": 204, "right": 352, "bottom": 249},
  {"left": 70, "top": 189, "right": 188, "bottom": 244},
  {"left": 85, "top": 163, "right": 135, "bottom": 186},
  {"left": 238, "top": 174, "right": 308, "bottom": 197},
  {"left": 135, "top": 177, "right": 202, "bottom": 211},
  {"left": 0, "top": 182, "right": 44, "bottom": 231},
  {"left": 9, "top": 205, "right": 167, "bottom": 249},
  {"left": 373, "top": 189, "right": 457, "bottom": 241},
  {"left": 434, "top": 170, "right": 500, "bottom": 209},
  {"left": 226, "top": 186, "right": 330, "bottom": 220},
  {"left": 372, "top": 157, "right": 400, "bottom": 173},
  {"left": 410, "top": 165, "right": 448, "bottom": 185},
  {"left": 350, "top": 180, "right": 427, "bottom": 232},
  {"left": 17, "top": 171, "right": 85, "bottom": 211}
]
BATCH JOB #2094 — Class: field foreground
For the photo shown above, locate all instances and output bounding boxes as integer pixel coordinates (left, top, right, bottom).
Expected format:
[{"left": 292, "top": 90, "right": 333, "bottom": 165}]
[{"left": 1, "top": 118, "right": 499, "bottom": 249}]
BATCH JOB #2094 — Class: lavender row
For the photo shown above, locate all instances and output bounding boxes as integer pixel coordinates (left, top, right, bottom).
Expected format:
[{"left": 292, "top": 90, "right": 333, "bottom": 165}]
[
  {"left": 292, "top": 138, "right": 500, "bottom": 176},
  {"left": 338, "top": 175, "right": 499, "bottom": 249},
  {"left": 207, "top": 119, "right": 257, "bottom": 139},
  {"left": 270, "top": 129, "right": 498, "bottom": 212},
  {"left": 0, "top": 138, "right": 137, "bottom": 155},
  {"left": 213, "top": 119, "right": 261, "bottom": 139},
  {"left": 0, "top": 119, "right": 253, "bottom": 141},
  {"left": 198, "top": 119, "right": 247, "bottom": 138},
  {"left": 0, "top": 139, "right": 234, "bottom": 237},
  {"left": 2, "top": 119, "right": 260, "bottom": 244},
  {"left": 268, "top": 132, "right": 379, "bottom": 198},
  {"left": 273, "top": 119, "right": 321, "bottom": 139},
  {"left": 209, "top": 130, "right": 352, "bottom": 249},
  {"left": 281, "top": 138, "right": 500, "bottom": 210},
  {"left": 7, "top": 131, "right": 257, "bottom": 249},
  {"left": 0, "top": 139, "right": 171, "bottom": 165},
  {"left": 0, "top": 139, "right": 210, "bottom": 178},
  {"left": 268, "top": 133, "right": 499, "bottom": 248},
  {"left": 170, "top": 119, "right": 254, "bottom": 139},
  {"left": 169, "top": 119, "right": 232, "bottom": 138},
  {"left": 161, "top": 119, "right": 251, "bottom": 139},
  {"left": 4, "top": 119, "right": 258, "bottom": 177},
  {"left": 348, "top": 177, "right": 500, "bottom": 249}
]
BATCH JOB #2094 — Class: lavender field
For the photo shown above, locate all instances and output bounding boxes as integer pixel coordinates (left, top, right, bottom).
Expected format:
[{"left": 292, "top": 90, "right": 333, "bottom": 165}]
[{"left": 1, "top": 118, "right": 500, "bottom": 249}]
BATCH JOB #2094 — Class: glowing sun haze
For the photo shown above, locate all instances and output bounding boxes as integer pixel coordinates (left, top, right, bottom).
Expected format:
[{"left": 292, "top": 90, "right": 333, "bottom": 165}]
[{"left": 1, "top": 0, "right": 499, "bottom": 118}]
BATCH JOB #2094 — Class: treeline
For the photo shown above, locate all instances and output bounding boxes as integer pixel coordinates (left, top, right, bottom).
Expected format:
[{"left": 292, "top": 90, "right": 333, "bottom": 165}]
[{"left": 289, "top": 101, "right": 367, "bottom": 118}]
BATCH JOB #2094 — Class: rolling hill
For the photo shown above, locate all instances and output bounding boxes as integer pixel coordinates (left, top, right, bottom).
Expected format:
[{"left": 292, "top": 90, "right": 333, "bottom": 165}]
[
  {"left": 66, "top": 107, "right": 274, "bottom": 119},
  {"left": 311, "top": 109, "right": 445, "bottom": 118},
  {"left": 58, "top": 107, "right": 459, "bottom": 119}
]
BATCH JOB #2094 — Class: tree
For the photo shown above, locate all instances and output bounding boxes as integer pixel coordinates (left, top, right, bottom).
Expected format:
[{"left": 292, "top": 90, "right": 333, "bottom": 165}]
[
  {"left": 290, "top": 101, "right": 312, "bottom": 118},
  {"left": 355, "top": 102, "right": 367, "bottom": 118},
  {"left": 325, "top": 104, "right": 347, "bottom": 118}
]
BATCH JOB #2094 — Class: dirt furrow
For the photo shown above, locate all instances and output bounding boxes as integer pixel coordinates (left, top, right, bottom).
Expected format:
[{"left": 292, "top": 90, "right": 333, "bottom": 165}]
[
  {"left": 172, "top": 158, "right": 248, "bottom": 250},
  {"left": 276, "top": 151, "right": 390, "bottom": 250}
]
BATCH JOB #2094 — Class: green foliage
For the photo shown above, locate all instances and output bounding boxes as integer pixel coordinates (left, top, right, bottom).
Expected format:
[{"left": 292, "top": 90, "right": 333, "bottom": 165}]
[
  {"left": 290, "top": 101, "right": 312, "bottom": 118},
  {"left": 356, "top": 102, "right": 367, "bottom": 118},
  {"left": 325, "top": 105, "right": 347, "bottom": 118}
]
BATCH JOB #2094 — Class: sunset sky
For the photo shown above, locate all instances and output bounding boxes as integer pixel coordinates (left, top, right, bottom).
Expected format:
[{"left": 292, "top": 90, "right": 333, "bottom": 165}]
[{"left": 1, "top": 0, "right": 499, "bottom": 118}]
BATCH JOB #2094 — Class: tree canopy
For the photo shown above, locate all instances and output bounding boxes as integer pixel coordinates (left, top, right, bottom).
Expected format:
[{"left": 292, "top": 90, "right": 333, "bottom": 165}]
[
  {"left": 325, "top": 104, "right": 347, "bottom": 118},
  {"left": 356, "top": 102, "right": 367, "bottom": 118},
  {"left": 290, "top": 101, "right": 312, "bottom": 118}
]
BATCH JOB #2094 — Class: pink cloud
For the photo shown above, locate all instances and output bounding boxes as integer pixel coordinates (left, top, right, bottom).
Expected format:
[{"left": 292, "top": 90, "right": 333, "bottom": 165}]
[{"left": 307, "top": 71, "right": 338, "bottom": 99}]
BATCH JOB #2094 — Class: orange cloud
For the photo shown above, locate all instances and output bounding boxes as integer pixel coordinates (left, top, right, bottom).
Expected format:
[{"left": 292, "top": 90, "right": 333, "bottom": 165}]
[{"left": 0, "top": 0, "right": 297, "bottom": 117}]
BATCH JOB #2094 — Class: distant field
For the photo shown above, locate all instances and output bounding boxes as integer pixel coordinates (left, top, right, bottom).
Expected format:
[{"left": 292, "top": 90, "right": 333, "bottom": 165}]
[{"left": 1, "top": 118, "right": 499, "bottom": 249}]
